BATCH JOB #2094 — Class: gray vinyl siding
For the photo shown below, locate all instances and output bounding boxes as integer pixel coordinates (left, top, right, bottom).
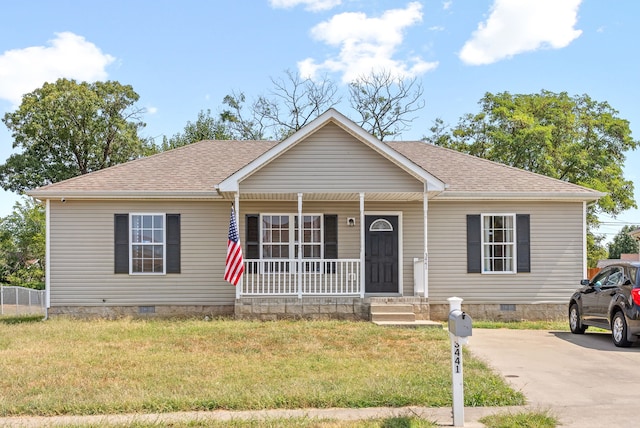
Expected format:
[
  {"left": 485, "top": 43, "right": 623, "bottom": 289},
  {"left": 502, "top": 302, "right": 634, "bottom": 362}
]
[
  {"left": 239, "top": 200, "right": 424, "bottom": 296},
  {"left": 240, "top": 123, "right": 424, "bottom": 193},
  {"left": 48, "top": 200, "right": 232, "bottom": 307},
  {"left": 427, "top": 201, "right": 584, "bottom": 304}
]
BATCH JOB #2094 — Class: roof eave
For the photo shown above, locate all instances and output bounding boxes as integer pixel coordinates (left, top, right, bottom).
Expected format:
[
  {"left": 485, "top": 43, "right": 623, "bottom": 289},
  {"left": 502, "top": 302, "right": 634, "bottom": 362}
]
[
  {"left": 26, "top": 190, "right": 224, "bottom": 200},
  {"left": 432, "top": 191, "right": 605, "bottom": 202}
]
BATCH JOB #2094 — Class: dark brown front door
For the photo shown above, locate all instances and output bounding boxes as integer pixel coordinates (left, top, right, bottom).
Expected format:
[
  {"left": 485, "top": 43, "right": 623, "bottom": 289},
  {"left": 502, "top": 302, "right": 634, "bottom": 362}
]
[{"left": 365, "top": 215, "right": 399, "bottom": 293}]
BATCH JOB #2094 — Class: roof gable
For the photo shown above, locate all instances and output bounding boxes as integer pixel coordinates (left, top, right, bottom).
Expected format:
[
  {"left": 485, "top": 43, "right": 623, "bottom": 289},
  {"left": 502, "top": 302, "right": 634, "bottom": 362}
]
[{"left": 217, "top": 109, "right": 445, "bottom": 193}]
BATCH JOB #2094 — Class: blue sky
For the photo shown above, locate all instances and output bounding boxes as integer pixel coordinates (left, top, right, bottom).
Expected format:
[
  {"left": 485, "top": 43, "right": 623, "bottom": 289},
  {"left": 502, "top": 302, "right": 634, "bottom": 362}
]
[{"left": 0, "top": 0, "right": 638, "bottom": 242}]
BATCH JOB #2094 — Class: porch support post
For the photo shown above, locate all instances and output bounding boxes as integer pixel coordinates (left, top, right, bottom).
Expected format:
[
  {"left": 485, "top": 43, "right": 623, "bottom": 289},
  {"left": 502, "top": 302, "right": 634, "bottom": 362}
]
[
  {"left": 298, "top": 193, "right": 303, "bottom": 299},
  {"left": 360, "top": 192, "right": 365, "bottom": 298},
  {"left": 423, "top": 185, "right": 429, "bottom": 298},
  {"left": 235, "top": 193, "right": 242, "bottom": 299}
]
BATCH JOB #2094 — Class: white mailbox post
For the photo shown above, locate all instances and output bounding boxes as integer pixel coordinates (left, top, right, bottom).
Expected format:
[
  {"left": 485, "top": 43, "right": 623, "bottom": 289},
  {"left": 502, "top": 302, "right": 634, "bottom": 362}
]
[{"left": 447, "top": 296, "right": 472, "bottom": 427}]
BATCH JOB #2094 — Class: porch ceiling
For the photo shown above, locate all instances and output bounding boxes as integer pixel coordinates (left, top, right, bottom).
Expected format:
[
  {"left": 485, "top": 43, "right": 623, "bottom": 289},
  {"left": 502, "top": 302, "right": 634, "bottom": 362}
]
[{"left": 231, "top": 192, "right": 436, "bottom": 201}]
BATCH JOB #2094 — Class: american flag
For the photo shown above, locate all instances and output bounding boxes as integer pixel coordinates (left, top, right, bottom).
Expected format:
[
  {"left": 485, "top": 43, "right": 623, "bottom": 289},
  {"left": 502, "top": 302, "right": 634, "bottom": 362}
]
[{"left": 224, "top": 206, "right": 244, "bottom": 286}]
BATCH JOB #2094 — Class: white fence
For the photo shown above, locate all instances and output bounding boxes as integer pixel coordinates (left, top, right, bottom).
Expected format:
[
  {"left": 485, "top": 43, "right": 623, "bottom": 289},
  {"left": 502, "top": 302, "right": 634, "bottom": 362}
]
[
  {"left": 0, "top": 285, "right": 46, "bottom": 316},
  {"left": 242, "top": 259, "right": 361, "bottom": 296}
]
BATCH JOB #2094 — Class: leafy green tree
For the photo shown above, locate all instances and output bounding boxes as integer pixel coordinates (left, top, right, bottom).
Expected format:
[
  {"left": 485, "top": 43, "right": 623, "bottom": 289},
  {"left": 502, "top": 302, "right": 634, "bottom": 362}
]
[
  {"left": 608, "top": 225, "right": 640, "bottom": 259},
  {"left": 423, "top": 90, "right": 638, "bottom": 264},
  {"left": 1, "top": 78, "right": 155, "bottom": 192},
  {"left": 588, "top": 233, "right": 608, "bottom": 268},
  {"left": 161, "top": 109, "right": 232, "bottom": 150},
  {"left": 0, "top": 198, "right": 45, "bottom": 288}
]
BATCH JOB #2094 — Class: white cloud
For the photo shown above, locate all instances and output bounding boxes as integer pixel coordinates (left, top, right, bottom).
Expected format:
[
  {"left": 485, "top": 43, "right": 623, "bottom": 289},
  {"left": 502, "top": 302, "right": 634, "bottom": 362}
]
[
  {"left": 269, "top": 0, "right": 341, "bottom": 12},
  {"left": 0, "top": 32, "right": 115, "bottom": 106},
  {"left": 298, "top": 1, "right": 438, "bottom": 83},
  {"left": 459, "top": 0, "right": 583, "bottom": 65},
  {"left": 146, "top": 106, "right": 158, "bottom": 115}
]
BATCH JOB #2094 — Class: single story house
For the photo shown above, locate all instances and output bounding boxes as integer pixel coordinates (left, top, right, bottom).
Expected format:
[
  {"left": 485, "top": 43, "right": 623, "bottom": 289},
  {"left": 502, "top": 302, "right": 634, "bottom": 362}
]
[{"left": 27, "top": 109, "right": 603, "bottom": 321}]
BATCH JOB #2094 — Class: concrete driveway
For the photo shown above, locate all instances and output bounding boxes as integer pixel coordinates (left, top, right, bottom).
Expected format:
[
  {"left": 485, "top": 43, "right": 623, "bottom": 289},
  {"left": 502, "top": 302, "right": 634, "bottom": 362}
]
[{"left": 469, "top": 328, "right": 640, "bottom": 428}]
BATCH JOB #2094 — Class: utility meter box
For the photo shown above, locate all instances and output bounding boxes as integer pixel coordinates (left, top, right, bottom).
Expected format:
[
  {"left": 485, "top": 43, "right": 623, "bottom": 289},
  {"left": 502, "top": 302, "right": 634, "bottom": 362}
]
[{"left": 448, "top": 309, "right": 472, "bottom": 337}]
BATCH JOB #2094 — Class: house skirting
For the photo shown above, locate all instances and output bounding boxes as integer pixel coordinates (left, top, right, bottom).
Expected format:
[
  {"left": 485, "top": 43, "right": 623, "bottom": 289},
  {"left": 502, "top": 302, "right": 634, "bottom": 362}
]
[
  {"left": 45, "top": 301, "right": 566, "bottom": 321},
  {"left": 46, "top": 305, "right": 234, "bottom": 319},
  {"left": 429, "top": 303, "right": 567, "bottom": 322},
  {"left": 234, "top": 296, "right": 431, "bottom": 321}
]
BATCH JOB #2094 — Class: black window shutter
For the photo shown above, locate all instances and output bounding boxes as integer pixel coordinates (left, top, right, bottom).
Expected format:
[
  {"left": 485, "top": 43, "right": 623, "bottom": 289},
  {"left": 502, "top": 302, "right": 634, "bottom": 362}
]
[
  {"left": 114, "top": 214, "right": 129, "bottom": 274},
  {"left": 246, "top": 214, "right": 259, "bottom": 259},
  {"left": 516, "top": 214, "right": 531, "bottom": 273},
  {"left": 166, "top": 214, "right": 181, "bottom": 273},
  {"left": 324, "top": 214, "right": 338, "bottom": 259},
  {"left": 467, "top": 214, "right": 481, "bottom": 273}
]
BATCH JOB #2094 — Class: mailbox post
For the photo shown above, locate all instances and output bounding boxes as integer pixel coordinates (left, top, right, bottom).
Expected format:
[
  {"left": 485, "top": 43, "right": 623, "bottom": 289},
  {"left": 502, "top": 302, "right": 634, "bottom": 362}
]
[{"left": 447, "top": 296, "right": 472, "bottom": 427}]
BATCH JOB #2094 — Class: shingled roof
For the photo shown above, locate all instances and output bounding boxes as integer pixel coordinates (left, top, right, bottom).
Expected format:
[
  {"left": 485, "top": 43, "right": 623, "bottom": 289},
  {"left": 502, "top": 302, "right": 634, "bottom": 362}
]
[
  {"left": 387, "top": 141, "right": 601, "bottom": 199},
  {"left": 27, "top": 110, "right": 602, "bottom": 202}
]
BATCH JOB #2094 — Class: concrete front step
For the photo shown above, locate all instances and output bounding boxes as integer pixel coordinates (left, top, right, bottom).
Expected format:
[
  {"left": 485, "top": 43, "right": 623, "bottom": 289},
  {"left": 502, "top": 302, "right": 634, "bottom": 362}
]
[
  {"left": 371, "top": 312, "right": 416, "bottom": 322},
  {"left": 370, "top": 303, "right": 416, "bottom": 323},
  {"left": 373, "top": 320, "right": 443, "bottom": 328},
  {"left": 369, "top": 303, "right": 414, "bottom": 313}
]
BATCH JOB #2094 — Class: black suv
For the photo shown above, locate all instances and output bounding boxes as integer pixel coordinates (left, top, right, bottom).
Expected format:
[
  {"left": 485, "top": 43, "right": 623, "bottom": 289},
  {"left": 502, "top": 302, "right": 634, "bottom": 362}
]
[{"left": 569, "top": 262, "right": 640, "bottom": 347}]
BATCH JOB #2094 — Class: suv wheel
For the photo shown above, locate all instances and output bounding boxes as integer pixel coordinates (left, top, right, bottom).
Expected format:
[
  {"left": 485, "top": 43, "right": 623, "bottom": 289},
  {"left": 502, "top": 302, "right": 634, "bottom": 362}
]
[
  {"left": 569, "top": 303, "right": 586, "bottom": 334},
  {"left": 612, "top": 311, "right": 633, "bottom": 347}
]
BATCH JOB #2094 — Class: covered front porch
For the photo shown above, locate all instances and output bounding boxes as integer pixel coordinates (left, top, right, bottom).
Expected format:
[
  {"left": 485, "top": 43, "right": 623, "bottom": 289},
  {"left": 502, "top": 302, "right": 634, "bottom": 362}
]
[{"left": 230, "top": 191, "right": 435, "bottom": 302}]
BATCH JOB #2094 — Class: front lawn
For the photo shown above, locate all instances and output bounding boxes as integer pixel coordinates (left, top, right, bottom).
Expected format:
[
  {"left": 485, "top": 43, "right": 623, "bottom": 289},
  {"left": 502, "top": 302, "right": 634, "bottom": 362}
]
[{"left": 0, "top": 318, "right": 524, "bottom": 416}]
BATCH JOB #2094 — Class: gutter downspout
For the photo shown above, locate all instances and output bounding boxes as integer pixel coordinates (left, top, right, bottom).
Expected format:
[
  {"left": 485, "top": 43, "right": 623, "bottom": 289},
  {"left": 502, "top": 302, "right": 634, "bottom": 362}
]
[
  {"left": 583, "top": 201, "right": 587, "bottom": 279},
  {"left": 360, "top": 193, "right": 365, "bottom": 299},
  {"left": 44, "top": 199, "right": 50, "bottom": 320}
]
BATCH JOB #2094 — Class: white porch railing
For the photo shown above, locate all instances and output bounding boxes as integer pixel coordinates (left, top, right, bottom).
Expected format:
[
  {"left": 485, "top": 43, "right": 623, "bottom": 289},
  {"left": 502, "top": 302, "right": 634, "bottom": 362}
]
[{"left": 241, "top": 259, "right": 361, "bottom": 296}]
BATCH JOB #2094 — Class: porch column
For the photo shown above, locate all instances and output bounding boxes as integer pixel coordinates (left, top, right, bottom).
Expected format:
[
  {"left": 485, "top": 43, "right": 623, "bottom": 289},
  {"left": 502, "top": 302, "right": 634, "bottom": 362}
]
[
  {"left": 423, "top": 186, "right": 429, "bottom": 298},
  {"left": 360, "top": 193, "right": 365, "bottom": 298},
  {"left": 298, "top": 193, "right": 303, "bottom": 299},
  {"left": 235, "top": 193, "right": 242, "bottom": 299}
]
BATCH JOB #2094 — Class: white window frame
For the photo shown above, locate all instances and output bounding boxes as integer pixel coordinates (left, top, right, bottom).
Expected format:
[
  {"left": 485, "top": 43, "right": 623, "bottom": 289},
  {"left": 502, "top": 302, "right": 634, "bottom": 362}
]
[
  {"left": 481, "top": 213, "right": 516, "bottom": 274},
  {"left": 259, "top": 213, "right": 324, "bottom": 260},
  {"left": 129, "top": 213, "right": 166, "bottom": 275}
]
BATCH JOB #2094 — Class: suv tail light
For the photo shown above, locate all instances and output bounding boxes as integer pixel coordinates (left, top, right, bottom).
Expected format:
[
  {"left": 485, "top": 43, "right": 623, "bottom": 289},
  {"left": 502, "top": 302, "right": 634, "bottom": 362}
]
[{"left": 632, "top": 288, "right": 640, "bottom": 307}]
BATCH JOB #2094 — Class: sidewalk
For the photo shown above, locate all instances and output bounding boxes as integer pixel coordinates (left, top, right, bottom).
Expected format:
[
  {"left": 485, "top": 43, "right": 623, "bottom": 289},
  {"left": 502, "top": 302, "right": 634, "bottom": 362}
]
[{"left": 0, "top": 405, "right": 524, "bottom": 427}]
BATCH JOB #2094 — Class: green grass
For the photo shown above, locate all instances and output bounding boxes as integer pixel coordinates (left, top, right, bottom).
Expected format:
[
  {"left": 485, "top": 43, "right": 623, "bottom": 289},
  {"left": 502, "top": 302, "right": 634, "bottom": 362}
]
[
  {"left": 0, "top": 318, "right": 524, "bottom": 417},
  {"left": 479, "top": 410, "right": 557, "bottom": 428},
  {"left": 470, "top": 320, "right": 569, "bottom": 331}
]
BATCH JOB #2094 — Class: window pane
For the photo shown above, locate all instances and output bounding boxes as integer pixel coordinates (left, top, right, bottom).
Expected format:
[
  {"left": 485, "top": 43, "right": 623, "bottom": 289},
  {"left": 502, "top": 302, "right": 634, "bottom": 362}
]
[
  {"left": 154, "top": 215, "right": 163, "bottom": 228},
  {"left": 132, "top": 245, "right": 142, "bottom": 258},
  {"left": 143, "top": 216, "right": 152, "bottom": 228}
]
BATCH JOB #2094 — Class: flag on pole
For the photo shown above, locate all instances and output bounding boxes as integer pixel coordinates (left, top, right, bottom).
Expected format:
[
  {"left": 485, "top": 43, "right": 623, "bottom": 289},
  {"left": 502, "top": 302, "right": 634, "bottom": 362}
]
[{"left": 224, "top": 206, "right": 244, "bottom": 286}]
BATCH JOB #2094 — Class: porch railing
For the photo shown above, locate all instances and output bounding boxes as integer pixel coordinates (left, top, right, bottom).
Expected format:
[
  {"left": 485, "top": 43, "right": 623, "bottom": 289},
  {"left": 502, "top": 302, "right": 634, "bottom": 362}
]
[{"left": 241, "top": 259, "right": 361, "bottom": 296}]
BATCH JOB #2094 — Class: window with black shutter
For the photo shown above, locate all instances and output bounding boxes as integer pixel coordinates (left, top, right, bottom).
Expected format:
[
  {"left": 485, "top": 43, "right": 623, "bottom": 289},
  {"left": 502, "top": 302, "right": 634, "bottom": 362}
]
[
  {"left": 467, "top": 213, "right": 530, "bottom": 274},
  {"left": 114, "top": 213, "right": 181, "bottom": 274}
]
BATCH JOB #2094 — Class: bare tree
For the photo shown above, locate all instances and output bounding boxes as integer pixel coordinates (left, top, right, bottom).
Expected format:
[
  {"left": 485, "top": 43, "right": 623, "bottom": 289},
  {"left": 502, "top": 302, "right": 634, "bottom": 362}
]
[
  {"left": 254, "top": 69, "right": 341, "bottom": 140},
  {"left": 348, "top": 70, "right": 425, "bottom": 141},
  {"left": 221, "top": 70, "right": 340, "bottom": 140},
  {"left": 220, "top": 91, "right": 269, "bottom": 140}
]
